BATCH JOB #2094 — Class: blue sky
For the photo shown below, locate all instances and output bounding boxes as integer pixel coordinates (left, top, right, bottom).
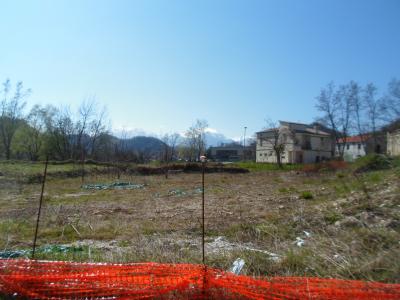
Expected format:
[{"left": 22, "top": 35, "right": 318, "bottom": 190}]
[{"left": 1, "top": 0, "right": 399, "bottom": 139}]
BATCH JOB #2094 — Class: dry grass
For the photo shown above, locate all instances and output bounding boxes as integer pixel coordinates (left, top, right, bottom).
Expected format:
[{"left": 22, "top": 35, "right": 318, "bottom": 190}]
[{"left": 0, "top": 161, "right": 399, "bottom": 283}]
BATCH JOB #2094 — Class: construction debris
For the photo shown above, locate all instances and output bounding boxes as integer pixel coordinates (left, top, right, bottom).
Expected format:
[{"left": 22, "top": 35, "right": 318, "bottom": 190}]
[
  {"left": 167, "top": 187, "right": 203, "bottom": 197},
  {"left": 230, "top": 258, "right": 245, "bottom": 275},
  {"left": 81, "top": 182, "right": 145, "bottom": 190}
]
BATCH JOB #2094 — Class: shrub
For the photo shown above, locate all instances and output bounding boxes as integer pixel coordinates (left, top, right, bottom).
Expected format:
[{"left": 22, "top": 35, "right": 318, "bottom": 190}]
[
  {"left": 353, "top": 154, "right": 392, "bottom": 173},
  {"left": 302, "top": 160, "right": 348, "bottom": 173},
  {"left": 323, "top": 211, "right": 343, "bottom": 224},
  {"left": 300, "top": 191, "right": 313, "bottom": 199}
]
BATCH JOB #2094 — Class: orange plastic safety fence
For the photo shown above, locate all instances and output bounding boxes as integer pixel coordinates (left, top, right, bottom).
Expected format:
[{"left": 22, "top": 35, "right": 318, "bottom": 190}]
[{"left": 0, "top": 259, "right": 399, "bottom": 299}]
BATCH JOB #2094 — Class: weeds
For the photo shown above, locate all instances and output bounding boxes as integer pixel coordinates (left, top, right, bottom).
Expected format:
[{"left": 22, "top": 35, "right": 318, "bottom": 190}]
[{"left": 300, "top": 191, "right": 313, "bottom": 199}]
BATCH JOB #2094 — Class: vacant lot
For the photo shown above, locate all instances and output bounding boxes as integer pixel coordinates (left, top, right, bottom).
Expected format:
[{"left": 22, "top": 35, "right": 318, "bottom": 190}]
[{"left": 0, "top": 159, "right": 399, "bottom": 283}]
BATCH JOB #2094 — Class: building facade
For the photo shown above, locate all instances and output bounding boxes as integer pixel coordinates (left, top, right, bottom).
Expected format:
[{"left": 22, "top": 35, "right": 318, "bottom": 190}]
[
  {"left": 209, "top": 144, "right": 254, "bottom": 161},
  {"left": 336, "top": 134, "right": 387, "bottom": 161},
  {"left": 256, "top": 121, "right": 333, "bottom": 164},
  {"left": 387, "top": 129, "right": 400, "bottom": 156},
  {"left": 336, "top": 135, "right": 368, "bottom": 162}
]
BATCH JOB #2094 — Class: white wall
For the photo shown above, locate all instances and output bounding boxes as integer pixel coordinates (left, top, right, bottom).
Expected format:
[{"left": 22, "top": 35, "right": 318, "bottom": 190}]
[
  {"left": 337, "top": 142, "right": 366, "bottom": 162},
  {"left": 256, "top": 129, "right": 333, "bottom": 164},
  {"left": 387, "top": 131, "right": 400, "bottom": 156}
]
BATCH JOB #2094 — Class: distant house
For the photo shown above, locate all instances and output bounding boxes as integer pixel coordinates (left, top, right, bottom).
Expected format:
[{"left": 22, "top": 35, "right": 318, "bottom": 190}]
[
  {"left": 387, "top": 129, "right": 400, "bottom": 156},
  {"left": 336, "top": 135, "right": 368, "bottom": 162},
  {"left": 256, "top": 121, "right": 334, "bottom": 164},
  {"left": 209, "top": 143, "right": 254, "bottom": 161},
  {"left": 336, "top": 134, "right": 386, "bottom": 161}
]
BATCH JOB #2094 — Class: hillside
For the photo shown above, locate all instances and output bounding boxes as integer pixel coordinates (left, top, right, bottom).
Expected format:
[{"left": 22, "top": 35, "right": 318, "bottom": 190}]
[{"left": 123, "top": 136, "right": 165, "bottom": 154}]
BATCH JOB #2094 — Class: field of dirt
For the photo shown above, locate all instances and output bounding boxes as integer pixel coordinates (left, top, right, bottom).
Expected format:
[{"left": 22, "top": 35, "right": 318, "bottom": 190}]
[{"left": 0, "top": 161, "right": 399, "bottom": 282}]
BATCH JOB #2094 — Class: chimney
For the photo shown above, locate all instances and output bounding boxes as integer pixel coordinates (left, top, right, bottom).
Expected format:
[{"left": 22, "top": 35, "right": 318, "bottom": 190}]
[{"left": 313, "top": 124, "right": 318, "bottom": 133}]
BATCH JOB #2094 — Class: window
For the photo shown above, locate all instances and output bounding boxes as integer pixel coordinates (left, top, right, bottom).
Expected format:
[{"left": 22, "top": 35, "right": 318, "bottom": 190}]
[
  {"left": 346, "top": 144, "right": 350, "bottom": 150},
  {"left": 357, "top": 144, "right": 361, "bottom": 149},
  {"left": 259, "top": 153, "right": 262, "bottom": 156},
  {"left": 302, "top": 136, "right": 311, "bottom": 150}
]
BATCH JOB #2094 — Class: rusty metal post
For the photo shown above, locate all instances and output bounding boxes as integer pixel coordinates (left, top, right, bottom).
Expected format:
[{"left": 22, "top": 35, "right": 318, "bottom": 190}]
[
  {"left": 81, "top": 150, "right": 85, "bottom": 184},
  {"left": 32, "top": 156, "right": 49, "bottom": 259},
  {"left": 200, "top": 155, "right": 207, "bottom": 265},
  {"left": 202, "top": 161, "right": 205, "bottom": 264}
]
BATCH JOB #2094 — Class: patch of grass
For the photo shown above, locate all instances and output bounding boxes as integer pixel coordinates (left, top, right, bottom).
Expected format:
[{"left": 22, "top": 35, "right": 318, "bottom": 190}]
[
  {"left": 278, "top": 187, "right": 289, "bottom": 193},
  {"left": 353, "top": 228, "right": 398, "bottom": 253},
  {"left": 235, "top": 250, "right": 282, "bottom": 276},
  {"left": 232, "top": 162, "right": 302, "bottom": 172},
  {"left": 141, "top": 221, "right": 160, "bottom": 235},
  {"left": 280, "top": 249, "right": 310, "bottom": 274},
  {"left": 363, "top": 171, "right": 384, "bottom": 184},
  {"left": 117, "top": 240, "right": 130, "bottom": 247},
  {"left": 300, "top": 191, "right": 313, "bottom": 199},
  {"left": 323, "top": 211, "right": 343, "bottom": 224},
  {"left": 0, "top": 219, "right": 35, "bottom": 248},
  {"left": 336, "top": 172, "right": 346, "bottom": 178},
  {"left": 224, "top": 220, "right": 296, "bottom": 242},
  {"left": 278, "top": 187, "right": 297, "bottom": 193}
]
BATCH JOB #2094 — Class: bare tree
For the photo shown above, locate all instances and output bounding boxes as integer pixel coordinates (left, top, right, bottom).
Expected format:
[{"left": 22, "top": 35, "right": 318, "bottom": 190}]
[
  {"left": 316, "top": 82, "right": 354, "bottom": 158},
  {"left": 87, "top": 106, "right": 109, "bottom": 159},
  {"left": 74, "top": 98, "right": 96, "bottom": 159},
  {"left": 0, "top": 79, "right": 30, "bottom": 159},
  {"left": 363, "top": 83, "right": 384, "bottom": 152},
  {"left": 185, "top": 119, "right": 208, "bottom": 161},
  {"left": 114, "top": 128, "right": 130, "bottom": 162},
  {"left": 161, "top": 132, "right": 180, "bottom": 162},
  {"left": 161, "top": 132, "right": 180, "bottom": 178},
  {"left": 381, "top": 78, "right": 400, "bottom": 122},
  {"left": 13, "top": 105, "right": 49, "bottom": 160},
  {"left": 46, "top": 106, "right": 75, "bottom": 160},
  {"left": 258, "top": 120, "right": 295, "bottom": 168},
  {"left": 348, "top": 81, "right": 365, "bottom": 142}
]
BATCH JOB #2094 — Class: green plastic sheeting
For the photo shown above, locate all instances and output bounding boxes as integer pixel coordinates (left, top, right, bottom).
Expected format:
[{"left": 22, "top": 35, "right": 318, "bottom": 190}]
[{"left": 0, "top": 245, "right": 83, "bottom": 259}]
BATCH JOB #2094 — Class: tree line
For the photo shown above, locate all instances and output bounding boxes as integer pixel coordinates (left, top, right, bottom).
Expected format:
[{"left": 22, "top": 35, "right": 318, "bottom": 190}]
[
  {"left": 316, "top": 78, "right": 400, "bottom": 156},
  {"left": 0, "top": 79, "right": 211, "bottom": 162},
  {"left": 0, "top": 79, "right": 137, "bottom": 162},
  {"left": 3, "top": 77, "right": 398, "bottom": 163}
]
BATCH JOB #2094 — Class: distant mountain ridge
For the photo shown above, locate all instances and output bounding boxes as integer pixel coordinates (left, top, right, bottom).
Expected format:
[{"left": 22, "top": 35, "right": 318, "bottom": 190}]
[
  {"left": 112, "top": 130, "right": 236, "bottom": 148},
  {"left": 123, "top": 136, "right": 165, "bottom": 153}
]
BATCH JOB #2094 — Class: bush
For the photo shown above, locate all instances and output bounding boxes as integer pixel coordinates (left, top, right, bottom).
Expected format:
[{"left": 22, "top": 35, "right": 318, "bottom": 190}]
[
  {"left": 353, "top": 154, "right": 392, "bottom": 173},
  {"left": 302, "top": 160, "right": 348, "bottom": 173},
  {"left": 300, "top": 191, "right": 313, "bottom": 199}
]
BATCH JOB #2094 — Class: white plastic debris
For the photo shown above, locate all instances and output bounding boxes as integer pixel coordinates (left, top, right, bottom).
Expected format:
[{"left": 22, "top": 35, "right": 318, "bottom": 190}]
[
  {"left": 230, "top": 258, "right": 245, "bottom": 275},
  {"left": 294, "top": 237, "right": 305, "bottom": 247},
  {"left": 303, "top": 231, "right": 311, "bottom": 237}
]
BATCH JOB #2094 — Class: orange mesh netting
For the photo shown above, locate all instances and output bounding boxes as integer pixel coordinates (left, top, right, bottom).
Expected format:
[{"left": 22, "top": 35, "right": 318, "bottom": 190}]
[{"left": 1, "top": 259, "right": 399, "bottom": 299}]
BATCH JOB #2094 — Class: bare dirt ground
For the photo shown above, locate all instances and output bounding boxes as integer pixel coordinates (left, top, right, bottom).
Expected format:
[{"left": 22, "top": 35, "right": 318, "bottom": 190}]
[{"left": 0, "top": 164, "right": 399, "bottom": 282}]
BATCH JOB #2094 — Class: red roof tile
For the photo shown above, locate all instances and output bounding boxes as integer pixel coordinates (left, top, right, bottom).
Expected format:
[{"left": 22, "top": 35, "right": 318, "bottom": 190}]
[{"left": 338, "top": 135, "right": 370, "bottom": 144}]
